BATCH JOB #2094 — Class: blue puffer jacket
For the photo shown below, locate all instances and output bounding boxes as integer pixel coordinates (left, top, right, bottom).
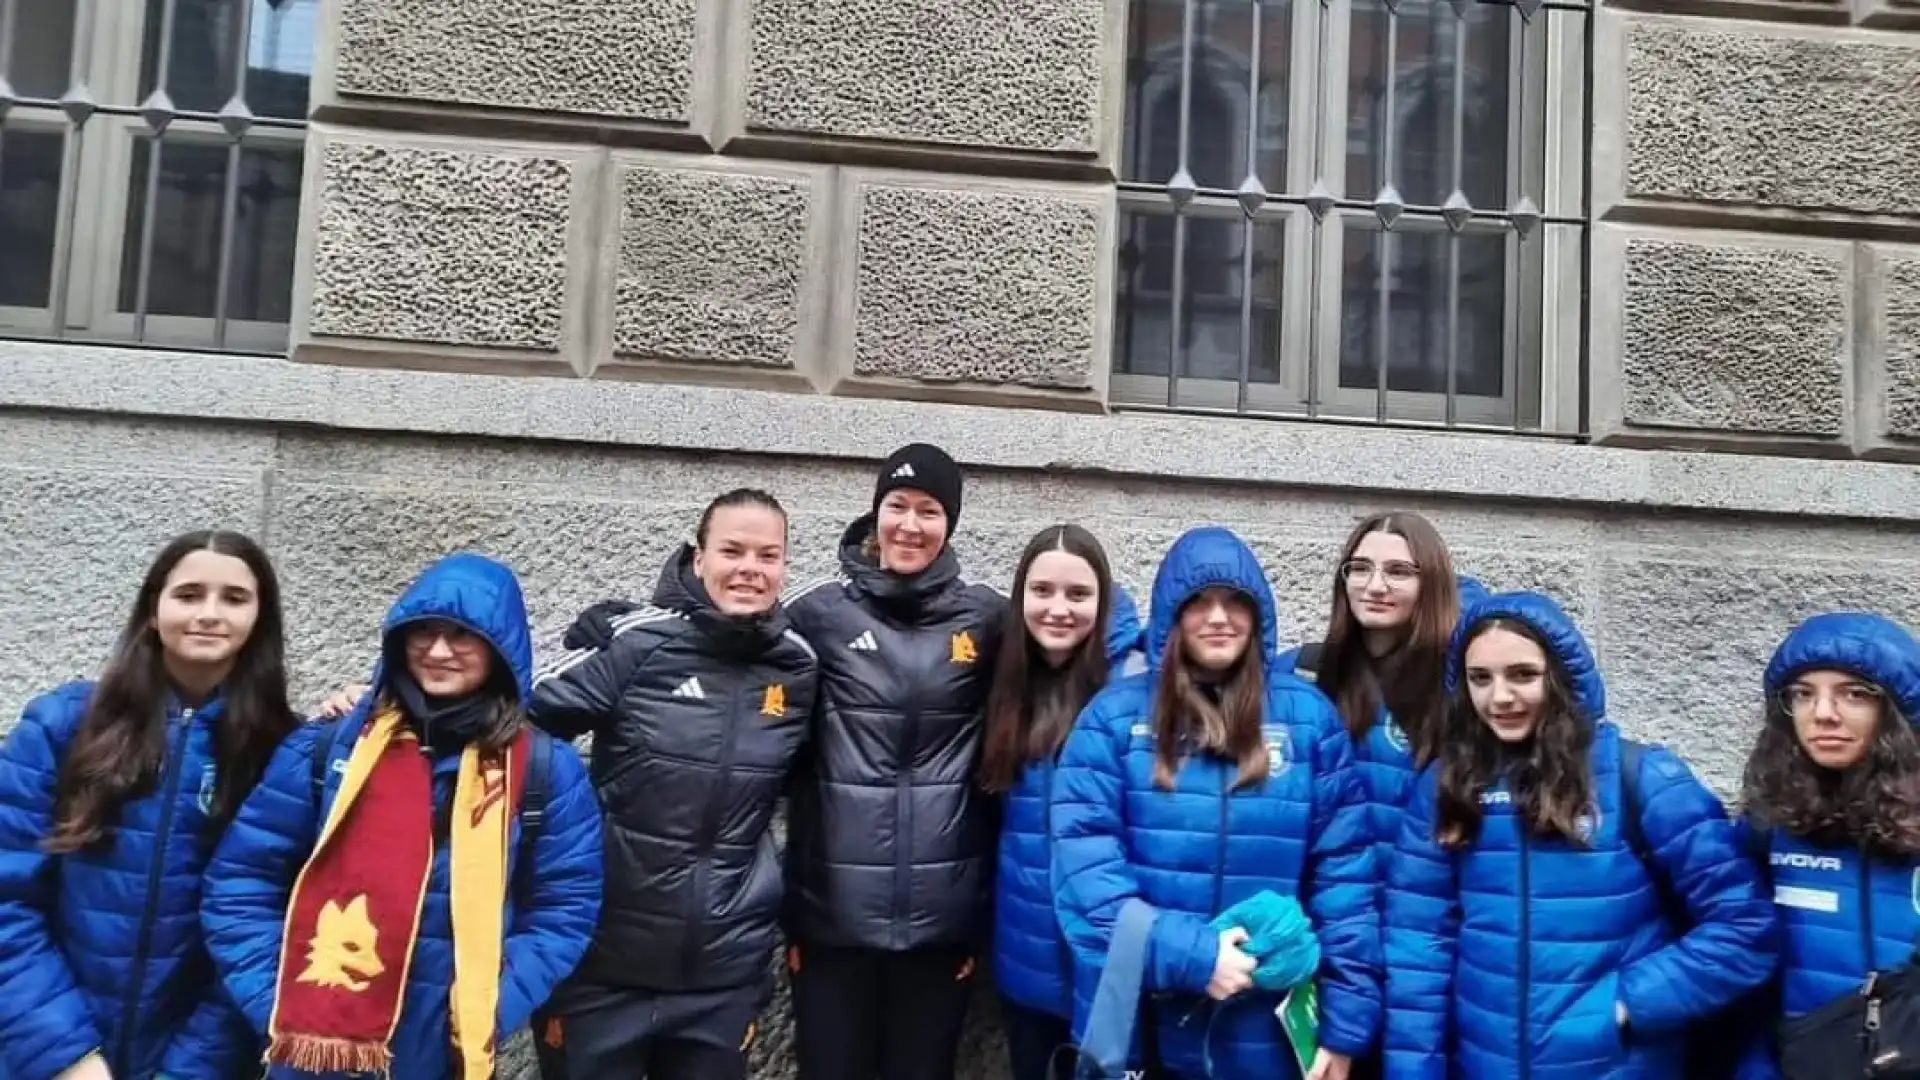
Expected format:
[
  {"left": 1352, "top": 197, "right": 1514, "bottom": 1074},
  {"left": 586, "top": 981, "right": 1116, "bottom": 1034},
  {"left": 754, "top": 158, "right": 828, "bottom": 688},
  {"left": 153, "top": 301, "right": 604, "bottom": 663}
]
[
  {"left": 1272, "top": 574, "right": 1492, "bottom": 873},
  {"left": 202, "top": 553, "right": 604, "bottom": 1080},
  {"left": 0, "top": 686, "right": 255, "bottom": 1080},
  {"left": 1384, "top": 591, "right": 1778, "bottom": 1080},
  {"left": 1733, "top": 612, "right": 1920, "bottom": 1080},
  {"left": 994, "top": 586, "right": 1149, "bottom": 1018},
  {"left": 1052, "top": 527, "right": 1380, "bottom": 1079}
]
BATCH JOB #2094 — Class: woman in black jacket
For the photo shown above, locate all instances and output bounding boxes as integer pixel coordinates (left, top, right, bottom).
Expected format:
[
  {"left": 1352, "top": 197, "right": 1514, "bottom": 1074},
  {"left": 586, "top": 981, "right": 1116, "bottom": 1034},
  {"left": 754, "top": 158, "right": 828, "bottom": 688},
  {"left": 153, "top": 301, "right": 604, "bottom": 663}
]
[
  {"left": 525, "top": 487, "right": 819, "bottom": 1080},
  {"left": 783, "top": 443, "right": 1007, "bottom": 1080}
]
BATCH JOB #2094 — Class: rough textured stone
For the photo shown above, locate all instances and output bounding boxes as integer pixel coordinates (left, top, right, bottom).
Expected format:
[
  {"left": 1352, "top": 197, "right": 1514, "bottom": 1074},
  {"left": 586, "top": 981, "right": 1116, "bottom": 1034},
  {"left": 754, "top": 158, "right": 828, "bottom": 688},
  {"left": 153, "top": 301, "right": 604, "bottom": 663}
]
[
  {"left": 1618, "top": 237, "right": 1848, "bottom": 435},
  {"left": 307, "top": 139, "right": 576, "bottom": 351},
  {"left": 1876, "top": 249, "right": 1920, "bottom": 440},
  {"left": 11, "top": 343, "right": 1920, "bottom": 521},
  {"left": 611, "top": 162, "right": 817, "bottom": 368},
  {"left": 848, "top": 181, "right": 1106, "bottom": 388},
  {"left": 742, "top": 0, "right": 1107, "bottom": 154},
  {"left": 332, "top": 0, "right": 695, "bottom": 122},
  {"left": 1623, "top": 20, "right": 1920, "bottom": 218}
]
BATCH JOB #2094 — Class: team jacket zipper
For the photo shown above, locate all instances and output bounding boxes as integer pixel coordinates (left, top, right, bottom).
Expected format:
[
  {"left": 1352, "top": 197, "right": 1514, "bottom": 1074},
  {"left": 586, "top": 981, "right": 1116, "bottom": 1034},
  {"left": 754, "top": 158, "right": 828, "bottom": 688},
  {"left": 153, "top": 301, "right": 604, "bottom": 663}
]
[
  {"left": 1517, "top": 825, "right": 1533, "bottom": 1080},
  {"left": 115, "top": 708, "right": 194, "bottom": 1076},
  {"left": 683, "top": 681, "right": 743, "bottom": 981}
]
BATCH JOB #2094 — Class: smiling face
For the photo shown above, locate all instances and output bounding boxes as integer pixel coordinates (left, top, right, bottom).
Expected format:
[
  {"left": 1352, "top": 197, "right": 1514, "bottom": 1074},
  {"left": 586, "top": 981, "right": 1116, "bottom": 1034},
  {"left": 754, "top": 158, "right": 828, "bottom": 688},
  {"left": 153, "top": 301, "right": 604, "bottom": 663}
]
[
  {"left": 1178, "top": 587, "right": 1256, "bottom": 672},
  {"left": 1464, "top": 627, "right": 1549, "bottom": 744},
  {"left": 694, "top": 503, "right": 789, "bottom": 617},
  {"left": 403, "top": 619, "right": 494, "bottom": 697},
  {"left": 1343, "top": 530, "right": 1422, "bottom": 634},
  {"left": 1023, "top": 549, "right": 1102, "bottom": 665},
  {"left": 875, "top": 488, "right": 949, "bottom": 575},
  {"left": 152, "top": 549, "right": 260, "bottom": 682},
  {"left": 1786, "top": 669, "right": 1888, "bottom": 771}
]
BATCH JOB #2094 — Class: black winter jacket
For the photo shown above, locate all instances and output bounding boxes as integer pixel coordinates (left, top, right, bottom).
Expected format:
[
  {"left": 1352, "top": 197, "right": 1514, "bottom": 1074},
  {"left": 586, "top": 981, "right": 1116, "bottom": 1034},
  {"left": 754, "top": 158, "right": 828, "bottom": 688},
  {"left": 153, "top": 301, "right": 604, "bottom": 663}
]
[
  {"left": 782, "top": 516, "right": 1006, "bottom": 952},
  {"left": 529, "top": 545, "right": 818, "bottom": 999}
]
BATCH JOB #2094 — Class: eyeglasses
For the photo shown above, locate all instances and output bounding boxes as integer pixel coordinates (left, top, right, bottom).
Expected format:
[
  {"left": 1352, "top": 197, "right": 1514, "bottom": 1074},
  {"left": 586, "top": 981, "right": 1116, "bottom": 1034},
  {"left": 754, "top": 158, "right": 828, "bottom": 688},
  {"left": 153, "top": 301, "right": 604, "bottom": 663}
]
[
  {"left": 1339, "top": 558, "right": 1421, "bottom": 590},
  {"left": 1780, "top": 682, "right": 1884, "bottom": 719}
]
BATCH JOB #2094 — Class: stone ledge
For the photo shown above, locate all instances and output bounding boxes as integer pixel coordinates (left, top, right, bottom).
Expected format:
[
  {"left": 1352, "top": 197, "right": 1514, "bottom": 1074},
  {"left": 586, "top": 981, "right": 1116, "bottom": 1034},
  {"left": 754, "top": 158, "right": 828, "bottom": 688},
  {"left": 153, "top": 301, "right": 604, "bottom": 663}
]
[{"left": 2, "top": 342, "right": 1919, "bottom": 523}]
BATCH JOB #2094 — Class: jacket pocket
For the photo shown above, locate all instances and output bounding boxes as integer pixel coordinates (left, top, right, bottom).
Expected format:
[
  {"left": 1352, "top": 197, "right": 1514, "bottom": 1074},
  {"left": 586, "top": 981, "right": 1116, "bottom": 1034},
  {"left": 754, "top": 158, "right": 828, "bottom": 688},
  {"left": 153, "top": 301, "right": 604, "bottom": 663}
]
[{"left": 1542, "top": 972, "right": 1627, "bottom": 1069}]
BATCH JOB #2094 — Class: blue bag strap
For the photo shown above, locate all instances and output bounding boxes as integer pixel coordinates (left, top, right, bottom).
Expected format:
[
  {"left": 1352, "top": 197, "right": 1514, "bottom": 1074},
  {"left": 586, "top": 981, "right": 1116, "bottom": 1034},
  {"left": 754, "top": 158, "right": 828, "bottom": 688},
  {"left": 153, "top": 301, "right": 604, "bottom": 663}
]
[{"left": 1074, "top": 898, "right": 1160, "bottom": 1079}]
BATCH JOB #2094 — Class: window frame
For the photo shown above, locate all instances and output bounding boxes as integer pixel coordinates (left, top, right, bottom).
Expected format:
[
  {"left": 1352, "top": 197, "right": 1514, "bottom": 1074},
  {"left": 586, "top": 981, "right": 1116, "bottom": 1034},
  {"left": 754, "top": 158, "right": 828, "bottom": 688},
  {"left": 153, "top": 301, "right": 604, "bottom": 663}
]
[
  {"left": 1110, "top": 0, "right": 1589, "bottom": 435},
  {"left": 0, "top": 0, "right": 308, "bottom": 354}
]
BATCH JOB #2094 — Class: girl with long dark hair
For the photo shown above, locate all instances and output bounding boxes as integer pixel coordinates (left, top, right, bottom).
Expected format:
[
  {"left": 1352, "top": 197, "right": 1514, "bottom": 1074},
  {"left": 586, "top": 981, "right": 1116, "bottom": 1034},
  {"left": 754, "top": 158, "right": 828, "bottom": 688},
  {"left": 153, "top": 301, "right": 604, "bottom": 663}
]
[
  {"left": 201, "top": 552, "right": 604, "bottom": 1080},
  {"left": 1384, "top": 591, "right": 1776, "bottom": 1080},
  {"left": 0, "top": 529, "right": 297, "bottom": 1080},
  {"left": 781, "top": 443, "right": 1006, "bottom": 1080},
  {"left": 980, "top": 524, "right": 1145, "bottom": 1080},
  {"left": 1731, "top": 612, "right": 1920, "bottom": 1079},
  {"left": 1053, "top": 526, "right": 1379, "bottom": 1080}
]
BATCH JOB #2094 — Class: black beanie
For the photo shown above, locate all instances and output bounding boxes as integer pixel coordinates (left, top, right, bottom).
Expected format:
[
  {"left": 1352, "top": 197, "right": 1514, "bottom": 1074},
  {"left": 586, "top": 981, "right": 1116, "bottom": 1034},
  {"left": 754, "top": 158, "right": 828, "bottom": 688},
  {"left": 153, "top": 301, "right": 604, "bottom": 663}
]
[{"left": 872, "top": 443, "right": 963, "bottom": 529}]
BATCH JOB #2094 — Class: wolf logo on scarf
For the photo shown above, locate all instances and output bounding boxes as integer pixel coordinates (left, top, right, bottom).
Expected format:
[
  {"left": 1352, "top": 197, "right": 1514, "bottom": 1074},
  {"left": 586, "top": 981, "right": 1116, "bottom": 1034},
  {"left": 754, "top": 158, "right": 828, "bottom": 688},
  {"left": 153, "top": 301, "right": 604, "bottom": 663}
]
[{"left": 298, "top": 895, "right": 385, "bottom": 992}]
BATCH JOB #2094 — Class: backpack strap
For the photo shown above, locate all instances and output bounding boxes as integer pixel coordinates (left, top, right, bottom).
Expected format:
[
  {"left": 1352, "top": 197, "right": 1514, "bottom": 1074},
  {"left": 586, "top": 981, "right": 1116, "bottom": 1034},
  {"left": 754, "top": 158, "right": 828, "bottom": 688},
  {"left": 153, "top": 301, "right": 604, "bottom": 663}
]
[
  {"left": 1618, "top": 738, "right": 1691, "bottom": 927},
  {"left": 1292, "top": 642, "right": 1324, "bottom": 684},
  {"left": 513, "top": 732, "right": 554, "bottom": 910},
  {"left": 309, "top": 718, "right": 342, "bottom": 805}
]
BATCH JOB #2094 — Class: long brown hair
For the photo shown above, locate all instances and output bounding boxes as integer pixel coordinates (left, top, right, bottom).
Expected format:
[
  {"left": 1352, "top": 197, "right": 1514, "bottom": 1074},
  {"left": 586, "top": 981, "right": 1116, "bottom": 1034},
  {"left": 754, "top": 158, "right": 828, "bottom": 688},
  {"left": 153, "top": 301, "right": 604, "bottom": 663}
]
[
  {"left": 47, "top": 530, "right": 295, "bottom": 854},
  {"left": 1742, "top": 689, "right": 1920, "bottom": 858},
  {"left": 1152, "top": 593, "right": 1269, "bottom": 792},
  {"left": 1317, "top": 511, "right": 1458, "bottom": 766},
  {"left": 1433, "top": 617, "right": 1595, "bottom": 850},
  {"left": 979, "top": 526, "right": 1116, "bottom": 793}
]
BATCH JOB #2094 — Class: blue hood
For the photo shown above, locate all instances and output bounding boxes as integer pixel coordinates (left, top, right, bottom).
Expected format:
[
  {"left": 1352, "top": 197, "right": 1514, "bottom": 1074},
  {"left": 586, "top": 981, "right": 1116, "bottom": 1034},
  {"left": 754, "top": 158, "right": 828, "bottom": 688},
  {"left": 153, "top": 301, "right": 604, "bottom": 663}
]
[
  {"left": 1448, "top": 591, "right": 1605, "bottom": 723},
  {"left": 1765, "top": 612, "right": 1920, "bottom": 723},
  {"left": 1456, "top": 575, "right": 1491, "bottom": 608},
  {"left": 374, "top": 552, "right": 535, "bottom": 703},
  {"left": 1145, "top": 527, "right": 1278, "bottom": 670},
  {"left": 1106, "top": 585, "right": 1145, "bottom": 665}
]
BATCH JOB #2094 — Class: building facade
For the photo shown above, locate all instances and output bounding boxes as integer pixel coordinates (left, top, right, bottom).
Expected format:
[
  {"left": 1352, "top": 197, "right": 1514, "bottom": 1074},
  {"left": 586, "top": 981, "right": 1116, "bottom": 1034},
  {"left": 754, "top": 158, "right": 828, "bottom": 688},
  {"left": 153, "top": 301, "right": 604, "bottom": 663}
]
[{"left": 1, "top": 0, "right": 1917, "bottom": 1076}]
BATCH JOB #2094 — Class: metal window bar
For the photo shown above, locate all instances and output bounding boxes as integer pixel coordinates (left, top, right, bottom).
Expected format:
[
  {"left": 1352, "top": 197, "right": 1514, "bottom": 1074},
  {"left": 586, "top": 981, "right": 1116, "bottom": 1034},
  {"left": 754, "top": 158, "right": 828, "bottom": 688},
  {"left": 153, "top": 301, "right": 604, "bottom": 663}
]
[
  {"left": 1122, "top": 0, "right": 1589, "bottom": 436},
  {"left": 0, "top": 0, "right": 307, "bottom": 355}
]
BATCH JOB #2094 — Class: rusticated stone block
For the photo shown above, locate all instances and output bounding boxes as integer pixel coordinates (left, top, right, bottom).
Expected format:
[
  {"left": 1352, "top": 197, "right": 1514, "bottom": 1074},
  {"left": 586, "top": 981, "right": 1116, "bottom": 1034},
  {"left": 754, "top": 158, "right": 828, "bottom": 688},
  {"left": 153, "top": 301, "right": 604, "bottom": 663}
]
[
  {"left": 736, "top": 0, "right": 1114, "bottom": 160},
  {"left": 831, "top": 173, "right": 1112, "bottom": 399},
  {"left": 601, "top": 155, "right": 828, "bottom": 374},
  {"left": 1860, "top": 244, "right": 1920, "bottom": 456},
  {"left": 299, "top": 130, "right": 598, "bottom": 359},
  {"left": 1609, "top": 16, "right": 1920, "bottom": 221},
  {"left": 1591, "top": 227, "right": 1851, "bottom": 444},
  {"left": 329, "top": 0, "right": 696, "bottom": 124}
]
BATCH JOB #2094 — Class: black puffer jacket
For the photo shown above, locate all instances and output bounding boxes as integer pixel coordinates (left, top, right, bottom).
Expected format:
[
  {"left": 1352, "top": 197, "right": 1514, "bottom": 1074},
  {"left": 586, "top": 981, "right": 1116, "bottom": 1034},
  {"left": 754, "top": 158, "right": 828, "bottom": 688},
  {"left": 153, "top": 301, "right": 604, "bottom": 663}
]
[
  {"left": 529, "top": 545, "right": 818, "bottom": 998},
  {"left": 783, "top": 515, "right": 1006, "bottom": 951}
]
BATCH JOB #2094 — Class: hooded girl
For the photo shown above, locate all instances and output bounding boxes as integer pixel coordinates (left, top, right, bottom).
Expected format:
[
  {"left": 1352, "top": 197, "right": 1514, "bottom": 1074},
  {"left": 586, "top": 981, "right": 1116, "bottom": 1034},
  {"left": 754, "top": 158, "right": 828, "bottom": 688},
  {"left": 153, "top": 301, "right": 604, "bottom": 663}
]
[{"left": 202, "top": 552, "right": 603, "bottom": 1079}]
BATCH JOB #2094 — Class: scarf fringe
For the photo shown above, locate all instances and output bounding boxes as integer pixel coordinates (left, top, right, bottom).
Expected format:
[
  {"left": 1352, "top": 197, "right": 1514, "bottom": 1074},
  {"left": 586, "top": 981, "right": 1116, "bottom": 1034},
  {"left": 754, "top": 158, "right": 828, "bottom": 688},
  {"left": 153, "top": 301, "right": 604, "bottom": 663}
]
[{"left": 269, "top": 1033, "right": 395, "bottom": 1077}]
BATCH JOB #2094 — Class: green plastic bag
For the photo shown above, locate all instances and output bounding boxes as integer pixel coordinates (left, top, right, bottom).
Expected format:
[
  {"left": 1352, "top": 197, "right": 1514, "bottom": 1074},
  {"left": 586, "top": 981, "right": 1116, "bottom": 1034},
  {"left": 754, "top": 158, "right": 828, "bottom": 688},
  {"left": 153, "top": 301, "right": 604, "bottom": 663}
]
[{"left": 1274, "top": 980, "right": 1320, "bottom": 1075}]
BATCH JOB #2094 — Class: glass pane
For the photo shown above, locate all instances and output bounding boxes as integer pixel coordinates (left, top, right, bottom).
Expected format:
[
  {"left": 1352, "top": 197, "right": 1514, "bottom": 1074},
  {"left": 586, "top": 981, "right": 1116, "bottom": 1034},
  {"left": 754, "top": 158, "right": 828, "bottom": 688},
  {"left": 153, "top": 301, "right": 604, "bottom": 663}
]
[
  {"left": 7, "top": 0, "right": 76, "bottom": 100},
  {"left": 1338, "top": 226, "right": 1506, "bottom": 397},
  {"left": 1345, "top": 0, "right": 1511, "bottom": 209},
  {"left": 0, "top": 128, "right": 63, "bottom": 308},
  {"left": 117, "top": 138, "right": 303, "bottom": 322},
  {"left": 1122, "top": 0, "right": 1290, "bottom": 190},
  {"left": 1116, "top": 207, "right": 1285, "bottom": 387},
  {"left": 139, "top": 0, "right": 316, "bottom": 118}
]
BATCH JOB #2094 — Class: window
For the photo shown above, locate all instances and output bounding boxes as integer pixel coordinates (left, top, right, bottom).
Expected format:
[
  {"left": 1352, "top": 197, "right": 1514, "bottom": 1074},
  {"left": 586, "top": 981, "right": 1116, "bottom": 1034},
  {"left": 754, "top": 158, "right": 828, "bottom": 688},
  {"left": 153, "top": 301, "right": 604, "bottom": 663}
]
[
  {"left": 0, "top": 0, "right": 314, "bottom": 354},
  {"left": 1114, "top": 0, "right": 1588, "bottom": 433}
]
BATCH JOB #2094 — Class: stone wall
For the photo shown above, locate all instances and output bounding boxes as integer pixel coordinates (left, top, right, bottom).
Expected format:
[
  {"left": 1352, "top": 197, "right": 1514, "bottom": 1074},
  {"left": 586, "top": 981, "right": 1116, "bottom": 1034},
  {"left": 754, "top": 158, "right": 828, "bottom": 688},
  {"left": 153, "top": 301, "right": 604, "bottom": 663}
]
[{"left": 1589, "top": 10, "right": 1920, "bottom": 460}]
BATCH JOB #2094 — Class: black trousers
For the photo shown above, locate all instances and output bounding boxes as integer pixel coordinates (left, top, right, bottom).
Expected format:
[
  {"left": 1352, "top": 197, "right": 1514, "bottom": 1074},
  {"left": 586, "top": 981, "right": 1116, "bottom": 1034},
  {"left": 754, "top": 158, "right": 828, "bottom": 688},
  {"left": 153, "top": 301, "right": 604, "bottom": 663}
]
[
  {"left": 999, "top": 997, "right": 1077, "bottom": 1080},
  {"left": 791, "top": 943, "right": 975, "bottom": 1080},
  {"left": 532, "top": 983, "right": 762, "bottom": 1080}
]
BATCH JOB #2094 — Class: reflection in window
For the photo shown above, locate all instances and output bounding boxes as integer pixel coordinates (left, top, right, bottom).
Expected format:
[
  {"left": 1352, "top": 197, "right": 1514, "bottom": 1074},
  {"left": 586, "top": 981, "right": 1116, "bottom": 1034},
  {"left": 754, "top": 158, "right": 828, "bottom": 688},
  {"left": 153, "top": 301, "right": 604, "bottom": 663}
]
[
  {"left": 139, "top": 0, "right": 317, "bottom": 119},
  {"left": 117, "top": 140, "right": 304, "bottom": 323},
  {"left": 1339, "top": 228, "right": 1506, "bottom": 397},
  {"left": 0, "top": 131, "right": 64, "bottom": 309}
]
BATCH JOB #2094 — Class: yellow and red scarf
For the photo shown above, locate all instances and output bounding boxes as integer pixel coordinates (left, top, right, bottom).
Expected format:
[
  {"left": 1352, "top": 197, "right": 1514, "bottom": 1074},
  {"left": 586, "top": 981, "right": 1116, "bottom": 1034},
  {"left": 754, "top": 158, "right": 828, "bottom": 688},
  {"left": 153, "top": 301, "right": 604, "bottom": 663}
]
[{"left": 267, "top": 705, "right": 530, "bottom": 1079}]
